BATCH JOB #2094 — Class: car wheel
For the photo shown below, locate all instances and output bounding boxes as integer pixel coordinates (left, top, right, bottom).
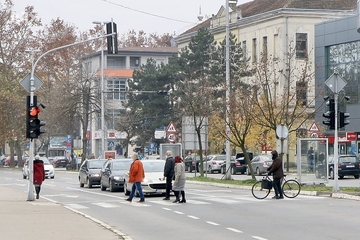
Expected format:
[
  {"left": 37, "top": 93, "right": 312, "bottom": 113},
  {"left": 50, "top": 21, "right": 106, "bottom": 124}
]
[
  {"left": 51, "top": 176, "right": 55, "bottom": 179},
  {"left": 87, "top": 178, "right": 92, "bottom": 188},
  {"left": 231, "top": 167, "right": 236, "bottom": 175},
  {"left": 80, "top": 181, "right": 84, "bottom": 188},
  {"left": 329, "top": 169, "right": 334, "bottom": 179},
  {"left": 354, "top": 175, "right": 360, "bottom": 179},
  {"left": 124, "top": 181, "right": 130, "bottom": 196},
  {"left": 221, "top": 166, "right": 225, "bottom": 174},
  {"left": 339, "top": 175, "right": 344, "bottom": 179},
  {"left": 109, "top": 179, "right": 115, "bottom": 192},
  {"left": 23, "top": 174, "right": 27, "bottom": 179},
  {"left": 256, "top": 168, "right": 261, "bottom": 176},
  {"left": 246, "top": 167, "right": 250, "bottom": 175},
  {"left": 100, "top": 181, "right": 106, "bottom": 191}
]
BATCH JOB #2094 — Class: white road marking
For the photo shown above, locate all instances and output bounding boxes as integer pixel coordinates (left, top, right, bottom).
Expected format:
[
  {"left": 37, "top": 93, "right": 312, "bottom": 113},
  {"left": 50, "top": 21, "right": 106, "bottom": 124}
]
[
  {"left": 252, "top": 236, "right": 268, "bottom": 240},
  {"left": 188, "top": 215, "right": 199, "bottom": 219},
  {"left": 92, "top": 202, "right": 119, "bottom": 208},
  {"left": 206, "top": 221, "right": 220, "bottom": 226},
  {"left": 66, "top": 203, "right": 88, "bottom": 209},
  {"left": 163, "top": 207, "right": 172, "bottom": 211},
  {"left": 226, "top": 227, "right": 243, "bottom": 233},
  {"left": 174, "top": 211, "right": 184, "bottom": 215}
]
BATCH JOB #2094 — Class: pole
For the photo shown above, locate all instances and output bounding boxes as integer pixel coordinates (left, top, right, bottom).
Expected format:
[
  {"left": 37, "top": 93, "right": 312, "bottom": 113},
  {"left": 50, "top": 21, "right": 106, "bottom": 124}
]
[
  {"left": 100, "top": 24, "right": 106, "bottom": 159},
  {"left": 333, "top": 80, "right": 339, "bottom": 192},
  {"left": 225, "top": 0, "right": 231, "bottom": 180}
]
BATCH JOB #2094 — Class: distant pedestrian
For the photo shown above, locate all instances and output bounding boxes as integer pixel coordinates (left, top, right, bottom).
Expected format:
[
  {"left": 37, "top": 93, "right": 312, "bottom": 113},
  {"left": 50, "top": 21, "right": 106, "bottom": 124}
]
[
  {"left": 307, "top": 147, "right": 315, "bottom": 172},
  {"left": 33, "top": 155, "right": 45, "bottom": 199},
  {"left": 221, "top": 148, "right": 226, "bottom": 155},
  {"left": 126, "top": 153, "right": 145, "bottom": 202},
  {"left": 163, "top": 150, "right": 175, "bottom": 200},
  {"left": 172, "top": 156, "right": 186, "bottom": 203}
]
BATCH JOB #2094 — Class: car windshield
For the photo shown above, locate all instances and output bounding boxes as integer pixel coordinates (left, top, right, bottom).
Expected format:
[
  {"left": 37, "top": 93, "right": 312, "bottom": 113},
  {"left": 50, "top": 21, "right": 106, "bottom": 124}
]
[
  {"left": 88, "top": 160, "right": 106, "bottom": 169},
  {"left": 112, "top": 161, "right": 132, "bottom": 170},
  {"left": 214, "top": 155, "right": 227, "bottom": 160},
  {"left": 142, "top": 161, "right": 164, "bottom": 172},
  {"left": 40, "top": 158, "right": 51, "bottom": 165},
  {"left": 339, "top": 156, "right": 358, "bottom": 164}
]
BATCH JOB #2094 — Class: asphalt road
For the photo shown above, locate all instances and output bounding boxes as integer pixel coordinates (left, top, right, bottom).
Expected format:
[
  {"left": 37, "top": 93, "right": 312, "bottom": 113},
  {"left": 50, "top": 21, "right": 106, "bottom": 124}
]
[{"left": 1, "top": 168, "right": 360, "bottom": 240}]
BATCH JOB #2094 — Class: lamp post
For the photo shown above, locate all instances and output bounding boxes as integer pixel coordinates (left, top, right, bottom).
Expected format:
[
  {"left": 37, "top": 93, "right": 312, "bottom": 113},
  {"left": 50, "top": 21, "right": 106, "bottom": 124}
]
[{"left": 93, "top": 21, "right": 106, "bottom": 159}]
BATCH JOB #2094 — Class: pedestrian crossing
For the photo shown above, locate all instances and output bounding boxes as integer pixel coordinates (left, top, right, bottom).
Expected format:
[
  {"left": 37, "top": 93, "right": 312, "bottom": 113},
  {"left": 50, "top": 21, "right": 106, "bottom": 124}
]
[{"left": 62, "top": 194, "right": 323, "bottom": 210}]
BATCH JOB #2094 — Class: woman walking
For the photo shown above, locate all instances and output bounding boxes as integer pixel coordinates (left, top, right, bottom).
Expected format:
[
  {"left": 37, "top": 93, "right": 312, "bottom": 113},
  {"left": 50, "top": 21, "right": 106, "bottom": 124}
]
[
  {"left": 33, "top": 155, "right": 45, "bottom": 199},
  {"left": 172, "top": 156, "right": 186, "bottom": 203}
]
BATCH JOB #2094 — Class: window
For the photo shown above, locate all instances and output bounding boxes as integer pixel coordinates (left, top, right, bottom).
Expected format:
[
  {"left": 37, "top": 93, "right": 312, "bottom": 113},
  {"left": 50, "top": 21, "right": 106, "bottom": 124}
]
[
  {"left": 242, "top": 41, "right": 247, "bottom": 60},
  {"left": 296, "top": 81, "right": 308, "bottom": 106},
  {"left": 296, "top": 33, "right": 307, "bottom": 58},
  {"left": 263, "top": 36, "right": 268, "bottom": 56},
  {"left": 107, "top": 56, "right": 126, "bottom": 69},
  {"left": 106, "top": 109, "right": 121, "bottom": 130},
  {"left": 130, "top": 57, "right": 141, "bottom": 69},
  {"left": 252, "top": 38, "right": 257, "bottom": 63},
  {"left": 107, "top": 79, "right": 126, "bottom": 100}
]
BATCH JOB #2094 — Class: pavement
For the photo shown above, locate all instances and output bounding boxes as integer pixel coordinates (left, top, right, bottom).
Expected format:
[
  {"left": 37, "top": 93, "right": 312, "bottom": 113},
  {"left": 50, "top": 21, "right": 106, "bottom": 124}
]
[{"left": 0, "top": 185, "right": 132, "bottom": 240}]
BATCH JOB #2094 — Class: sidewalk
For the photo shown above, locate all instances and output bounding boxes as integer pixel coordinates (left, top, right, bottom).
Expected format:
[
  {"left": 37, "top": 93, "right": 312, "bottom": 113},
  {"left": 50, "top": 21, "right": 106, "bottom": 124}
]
[{"left": 0, "top": 185, "right": 131, "bottom": 240}]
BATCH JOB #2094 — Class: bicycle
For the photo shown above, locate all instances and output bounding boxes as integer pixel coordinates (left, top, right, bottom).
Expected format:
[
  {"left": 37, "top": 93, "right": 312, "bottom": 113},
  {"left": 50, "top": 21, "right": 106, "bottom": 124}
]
[{"left": 251, "top": 174, "right": 301, "bottom": 200}]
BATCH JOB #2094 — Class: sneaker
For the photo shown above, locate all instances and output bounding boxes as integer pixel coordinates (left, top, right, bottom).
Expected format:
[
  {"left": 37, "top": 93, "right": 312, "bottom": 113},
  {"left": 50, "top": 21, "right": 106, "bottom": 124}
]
[
  {"left": 271, "top": 196, "right": 278, "bottom": 199},
  {"left": 163, "top": 197, "right": 170, "bottom": 200},
  {"left": 36, "top": 194, "right": 39, "bottom": 199},
  {"left": 138, "top": 199, "right": 145, "bottom": 203},
  {"left": 125, "top": 198, "right": 132, "bottom": 202}
]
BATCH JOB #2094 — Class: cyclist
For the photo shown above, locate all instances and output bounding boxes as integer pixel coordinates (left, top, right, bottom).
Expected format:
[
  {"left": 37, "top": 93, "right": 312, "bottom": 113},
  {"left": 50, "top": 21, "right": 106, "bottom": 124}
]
[{"left": 267, "top": 150, "right": 284, "bottom": 199}]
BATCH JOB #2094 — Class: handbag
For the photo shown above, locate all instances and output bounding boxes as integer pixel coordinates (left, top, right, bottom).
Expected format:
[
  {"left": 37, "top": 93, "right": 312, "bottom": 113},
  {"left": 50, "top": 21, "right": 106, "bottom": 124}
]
[{"left": 261, "top": 179, "right": 273, "bottom": 189}]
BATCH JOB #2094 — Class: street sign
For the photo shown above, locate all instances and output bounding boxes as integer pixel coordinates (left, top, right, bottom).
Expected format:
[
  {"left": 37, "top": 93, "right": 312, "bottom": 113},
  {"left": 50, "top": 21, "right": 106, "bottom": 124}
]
[
  {"left": 20, "top": 73, "right": 43, "bottom": 92},
  {"left": 168, "top": 133, "right": 176, "bottom": 142},
  {"left": 276, "top": 125, "right": 288, "bottom": 139},
  {"left": 309, "top": 122, "right": 320, "bottom": 132},
  {"left": 310, "top": 133, "right": 318, "bottom": 138},
  {"left": 325, "top": 72, "right": 347, "bottom": 93},
  {"left": 108, "top": 141, "right": 114, "bottom": 147},
  {"left": 166, "top": 121, "right": 177, "bottom": 133}
]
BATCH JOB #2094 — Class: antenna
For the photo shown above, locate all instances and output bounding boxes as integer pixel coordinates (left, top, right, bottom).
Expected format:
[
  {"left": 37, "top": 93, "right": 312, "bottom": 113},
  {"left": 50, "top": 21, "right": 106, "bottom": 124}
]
[{"left": 197, "top": 5, "right": 204, "bottom": 21}]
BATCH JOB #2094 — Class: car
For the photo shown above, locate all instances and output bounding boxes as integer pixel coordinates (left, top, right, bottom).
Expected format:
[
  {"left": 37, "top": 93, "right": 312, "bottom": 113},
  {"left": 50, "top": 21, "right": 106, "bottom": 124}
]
[
  {"left": 22, "top": 157, "right": 55, "bottom": 179},
  {"left": 124, "top": 159, "right": 167, "bottom": 196},
  {"left": 316, "top": 155, "right": 360, "bottom": 179},
  {"left": 247, "top": 155, "right": 273, "bottom": 176},
  {"left": 144, "top": 155, "right": 160, "bottom": 160},
  {"left": 79, "top": 159, "right": 107, "bottom": 188},
  {"left": 184, "top": 155, "right": 199, "bottom": 172},
  {"left": 220, "top": 156, "right": 248, "bottom": 175},
  {"left": 100, "top": 159, "right": 132, "bottom": 192},
  {"left": 203, "top": 155, "right": 227, "bottom": 173},
  {"left": 53, "top": 156, "right": 69, "bottom": 168}
]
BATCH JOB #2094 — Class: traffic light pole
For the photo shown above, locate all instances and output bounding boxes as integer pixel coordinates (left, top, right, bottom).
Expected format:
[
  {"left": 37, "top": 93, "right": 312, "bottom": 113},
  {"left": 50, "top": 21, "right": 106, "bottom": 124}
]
[
  {"left": 333, "top": 91, "right": 339, "bottom": 192},
  {"left": 25, "top": 32, "right": 115, "bottom": 201}
]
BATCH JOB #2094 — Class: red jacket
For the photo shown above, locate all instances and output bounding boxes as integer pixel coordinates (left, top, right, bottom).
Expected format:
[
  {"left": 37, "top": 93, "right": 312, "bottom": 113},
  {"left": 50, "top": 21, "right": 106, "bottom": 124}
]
[
  {"left": 129, "top": 159, "right": 145, "bottom": 183},
  {"left": 33, "top": 160, "right": 45, "bottom": 185}
]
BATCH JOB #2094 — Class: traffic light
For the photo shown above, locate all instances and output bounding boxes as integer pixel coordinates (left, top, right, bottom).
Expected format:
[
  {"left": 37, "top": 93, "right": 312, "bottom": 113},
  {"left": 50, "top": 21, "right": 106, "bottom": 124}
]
[
  {"left": 106, "top": 22, "right": 118, "bottom": 54},
  {"left": 26, "top": 96, "right": 46, "bottom": 139},
  {"left": 339, "top": 111, "right": 350, "bottom": 128},
  {"left": 323, "top": 98, "right": 335, "bottom": 130}
]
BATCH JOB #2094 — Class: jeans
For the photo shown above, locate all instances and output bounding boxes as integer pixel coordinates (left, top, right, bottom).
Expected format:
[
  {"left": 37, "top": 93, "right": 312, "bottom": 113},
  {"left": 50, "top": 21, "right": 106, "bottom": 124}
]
[{"left": 129, "top": 182, "right": 144, "bottom": 200}]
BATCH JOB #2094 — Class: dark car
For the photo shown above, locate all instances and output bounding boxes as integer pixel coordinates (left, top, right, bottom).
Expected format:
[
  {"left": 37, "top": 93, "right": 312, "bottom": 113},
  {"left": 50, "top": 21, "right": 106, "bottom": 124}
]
[
  {"left": 53, "top": 156, "right": 69, "bottom": 168},
  {"left": 316, "top": 155, "right": 360, "bottom": 179},
  {"left": 79, "top": 159, "right": 107, "bottom": 188},
  {"left": 220, "top": 156, "right": 247, "bottom": 175},
  {"left": 184, "top": 155, "right": 199, "bottom": 172},
  {"left": 100, "top": 159, "right": 132, "bottom": 192}
]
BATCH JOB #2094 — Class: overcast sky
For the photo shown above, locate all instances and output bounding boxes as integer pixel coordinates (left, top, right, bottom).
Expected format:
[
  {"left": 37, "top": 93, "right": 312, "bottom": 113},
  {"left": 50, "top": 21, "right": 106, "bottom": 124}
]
[{"left": 13, "top": 0, "right": 251, "bottom": 36}]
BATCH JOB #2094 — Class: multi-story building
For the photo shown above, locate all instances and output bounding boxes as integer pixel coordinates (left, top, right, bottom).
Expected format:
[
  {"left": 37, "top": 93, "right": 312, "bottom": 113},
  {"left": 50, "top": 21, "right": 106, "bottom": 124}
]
[
  {"left": 82, "top": 47, "right": 178, "bottom": 158},
  {"left": 315, "top": 13, "right": 360, "bottom": 155}
]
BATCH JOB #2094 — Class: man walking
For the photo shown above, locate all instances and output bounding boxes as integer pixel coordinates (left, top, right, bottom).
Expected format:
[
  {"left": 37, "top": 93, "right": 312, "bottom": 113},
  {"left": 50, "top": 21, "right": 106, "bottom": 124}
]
[
  {"left": 163, "top": 150, "right": 174, "bottom": 200},
  {"left": 126, "top": 153, "right": 145, "bottom": 202}
]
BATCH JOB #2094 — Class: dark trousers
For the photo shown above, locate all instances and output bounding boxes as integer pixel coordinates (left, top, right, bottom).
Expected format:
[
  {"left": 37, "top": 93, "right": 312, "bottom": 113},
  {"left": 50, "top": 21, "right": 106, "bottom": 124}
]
[
  {"left": 165, "top": 176, "right": 173, "bottom": 198},
  {"left": 273, "top": 178, "right": 283, "bottom": 197}
]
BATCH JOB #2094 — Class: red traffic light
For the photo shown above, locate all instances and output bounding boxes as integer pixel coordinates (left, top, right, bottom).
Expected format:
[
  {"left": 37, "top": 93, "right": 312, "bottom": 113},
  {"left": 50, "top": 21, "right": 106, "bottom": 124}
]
[{"left": 29, "top": 107, "right": 40, "bottom": 117}]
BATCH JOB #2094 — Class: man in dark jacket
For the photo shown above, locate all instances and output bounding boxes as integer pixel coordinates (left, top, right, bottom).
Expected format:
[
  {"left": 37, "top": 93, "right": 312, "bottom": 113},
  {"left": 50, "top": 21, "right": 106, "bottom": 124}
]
[
  {"left": 267, "top": 150, "right": 284, "bottom": 199},
  {"left": 163, "top": 150, "right": 175, "bottom": 200}
]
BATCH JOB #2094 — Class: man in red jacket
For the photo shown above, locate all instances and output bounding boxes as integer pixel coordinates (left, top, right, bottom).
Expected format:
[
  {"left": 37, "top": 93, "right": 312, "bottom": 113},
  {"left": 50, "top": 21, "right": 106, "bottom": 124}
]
[
  {"left": 267, "top": 150, "right": 284, "bottom": 199},
  {"left": 33, "top": 155, "right": 45, "bottom": 199}
]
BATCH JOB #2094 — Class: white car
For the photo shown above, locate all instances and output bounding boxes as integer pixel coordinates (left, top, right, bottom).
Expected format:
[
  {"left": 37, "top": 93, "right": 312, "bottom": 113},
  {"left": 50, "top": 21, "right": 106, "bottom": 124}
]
[
  {"left": 204, "top": 155, "right": 227, "bottom": 173},
  {"left": 124, "top": 160, "right": 166, "bottom": 196},
  {"left": 22, "top": 157, "right": 55, "bottom": 179}
]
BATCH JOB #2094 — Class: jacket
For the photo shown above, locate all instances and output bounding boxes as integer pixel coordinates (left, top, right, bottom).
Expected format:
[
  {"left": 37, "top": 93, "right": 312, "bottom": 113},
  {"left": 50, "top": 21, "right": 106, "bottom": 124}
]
[
  {"left": 267, "top": 156, "right": 284, "bottom": 179},
  {"left": 174, "top": 162, "right": 186, "bottom": 182},
  {"left": 33, "top": 160, "right": 45, "bottom": 185},
  {"left": 129, "top": 159, "right": 145, "bottom": 183},
  {"left": 164, "top": 156, "right": 175, "bottom": 178}
]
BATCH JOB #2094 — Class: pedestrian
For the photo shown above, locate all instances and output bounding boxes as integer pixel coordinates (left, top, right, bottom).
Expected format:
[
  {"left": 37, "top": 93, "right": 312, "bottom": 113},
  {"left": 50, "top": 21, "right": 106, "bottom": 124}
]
[
  {"left": 267, "top": 150, "right": 284, "bottom": 199},
  {"left": 126, "top": 153, "right": 145, "bottom": 202},
  {"left": 172, "top": 156, "right": 186, "bottom": 203},
  {"left": 307, "top": 147, "right": 315, "bottom": 172},
  {"left": 163, "top": 150, "right": 175, "bottom": 200},
  {"left": 33, "top": 155, "right": 45, "bottom": 199}
]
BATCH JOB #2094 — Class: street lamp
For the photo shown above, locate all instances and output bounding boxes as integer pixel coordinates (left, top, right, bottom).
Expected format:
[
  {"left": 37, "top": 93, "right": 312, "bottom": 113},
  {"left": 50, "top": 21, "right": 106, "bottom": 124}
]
[
  {"left": 93, "top": 21, "right": 106, "bottom": 158},
  {"left": 224, "top": 0, "right": 237, "bottom": 180}
]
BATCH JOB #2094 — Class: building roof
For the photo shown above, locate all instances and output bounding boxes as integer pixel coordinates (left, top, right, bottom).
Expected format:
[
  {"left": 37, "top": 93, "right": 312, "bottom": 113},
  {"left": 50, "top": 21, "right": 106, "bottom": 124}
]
[
  {"left": 178, "top": 0, "right": 357, "bottom": 36},
  {"left": 96, "top": 69, "right": 134, "bottom": 78}
]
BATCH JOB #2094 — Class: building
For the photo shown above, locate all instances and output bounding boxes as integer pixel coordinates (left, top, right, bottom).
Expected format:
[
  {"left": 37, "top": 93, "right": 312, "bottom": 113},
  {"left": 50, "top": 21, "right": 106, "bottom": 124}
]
[
  {"left": 82, "top": 47, "right": 178, "bottom": 158},
  {"left": 315, "top": 13, "right": 360, "bottom": 155}
]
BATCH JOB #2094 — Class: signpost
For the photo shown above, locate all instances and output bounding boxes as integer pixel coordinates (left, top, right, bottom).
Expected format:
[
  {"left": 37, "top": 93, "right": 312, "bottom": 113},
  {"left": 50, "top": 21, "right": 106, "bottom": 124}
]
[
  {"left": 166, "top": 121, "right": 177, "bottom": 143},
  {"left": 276, "top": 124, "right": 289, "bottom": 171}
]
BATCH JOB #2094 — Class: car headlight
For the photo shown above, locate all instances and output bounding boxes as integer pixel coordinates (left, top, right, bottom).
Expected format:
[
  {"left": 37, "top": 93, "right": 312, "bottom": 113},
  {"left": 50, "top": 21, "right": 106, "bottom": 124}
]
[
  {"left": 114, "top": 176, "right": 124, "bottom": 180},
  {"left": 142, "top": 178, "right": 153, "bottom": 183}
]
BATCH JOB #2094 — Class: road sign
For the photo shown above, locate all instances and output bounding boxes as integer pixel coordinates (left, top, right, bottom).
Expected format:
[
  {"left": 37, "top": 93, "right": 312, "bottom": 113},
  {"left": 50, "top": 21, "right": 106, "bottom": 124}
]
[
  {"left": 310, "top": 133, "right": 318, "bottom": 138},
  {"left": 325, "top": 72, "right": 347, "bottom": 93},
  {"left": 276, "top": 125, "right": 288, "bottom": 139},
  {"left": 108, "top": 141, "right": 114, "bottom": 147},
  {"left": 168, "top": 133, "right": 176, "bottom": 142},
  {"left": 20, "top": 73, "right": 43, "bottom": 92},
  {"left": 166, "top": 121, "right": 177, "bottom": 133},
  {"left": 309, "top": 122, "right": 320, "bottom": 132}
]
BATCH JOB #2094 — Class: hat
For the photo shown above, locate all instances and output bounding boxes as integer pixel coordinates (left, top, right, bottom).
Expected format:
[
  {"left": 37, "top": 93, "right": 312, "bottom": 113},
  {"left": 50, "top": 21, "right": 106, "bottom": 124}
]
[{"left": 35, "top": 155, "right": 40, "bottom": 160}]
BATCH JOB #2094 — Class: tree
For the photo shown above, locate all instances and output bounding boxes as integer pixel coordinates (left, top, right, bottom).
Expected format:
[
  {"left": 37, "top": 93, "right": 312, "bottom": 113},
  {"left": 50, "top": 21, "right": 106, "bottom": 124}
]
[{"left": 119, "top": 29, "right": 173, "bottom": 47}]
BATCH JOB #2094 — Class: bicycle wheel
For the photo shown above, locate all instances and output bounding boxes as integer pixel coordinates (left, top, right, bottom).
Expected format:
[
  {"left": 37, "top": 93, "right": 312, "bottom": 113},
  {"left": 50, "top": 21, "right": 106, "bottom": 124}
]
[
  {"left": 282, "top": 179, "right": 301, "bottom": 198},
  {"left": 251, "top": 180, "right": 271, "bottom": 199}
]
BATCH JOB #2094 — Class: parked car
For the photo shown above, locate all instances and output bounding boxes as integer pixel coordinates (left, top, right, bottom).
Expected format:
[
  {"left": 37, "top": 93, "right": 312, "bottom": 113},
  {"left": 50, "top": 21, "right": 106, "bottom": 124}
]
[
  {"left": 100, "top": 159, "right": 132, "bottom": 192},
  {"left": 203, "top": 155, "right": 227, "bottom": 173},
  {"left": 316, "top": 155, "right": 360, "bottom": 179},
  {"left": 22, "top": 157, "right": 55, "bottom": 179},
  {"left": 247, "top": 155, "right": 273, "bottom": 176},
  {"left": 79, "top": 159, "right": 107, "bottom": 188},
  {"left": 124, "top": 159, "right": 166, "bottom": 196},
  {"left": 144, "top": 155, "right": 160, "bottom": 160},
  {"left": 220, "top": 156, "right": 247, "bottom": 175},
  {"left": 53, "top": 156, "right": 69, "bottom": 168},
  {"left": 184, "top": 155, "right": 199, "bottom": 172}
]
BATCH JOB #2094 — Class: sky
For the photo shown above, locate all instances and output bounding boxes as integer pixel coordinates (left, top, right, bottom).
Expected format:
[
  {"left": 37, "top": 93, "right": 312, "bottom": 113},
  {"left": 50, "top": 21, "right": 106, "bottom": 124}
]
[{"left": 13, "top": 0, "right": 251, "bottom": 36}]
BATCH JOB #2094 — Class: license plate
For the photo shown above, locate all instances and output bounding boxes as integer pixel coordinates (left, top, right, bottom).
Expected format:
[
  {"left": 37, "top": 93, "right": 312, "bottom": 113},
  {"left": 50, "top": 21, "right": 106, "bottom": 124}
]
[{"left": 346, "top": 165, "right": 354, "bottom": 168}]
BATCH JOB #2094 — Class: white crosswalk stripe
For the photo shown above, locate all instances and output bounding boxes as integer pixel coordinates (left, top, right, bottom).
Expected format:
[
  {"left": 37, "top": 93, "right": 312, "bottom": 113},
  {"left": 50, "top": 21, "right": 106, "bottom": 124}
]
[
  {"left": 92, "top": 202, "right": 119, "bottom": 208},
  {"left": 66, "top": 203, "right": 88, "bottom": 209}
]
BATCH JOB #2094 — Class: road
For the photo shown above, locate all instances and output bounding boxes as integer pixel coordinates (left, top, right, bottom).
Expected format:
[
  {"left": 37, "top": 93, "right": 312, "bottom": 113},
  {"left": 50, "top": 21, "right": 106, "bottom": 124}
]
[{"left": 1, "top": 167, "right": 360, "bottom": 240}]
